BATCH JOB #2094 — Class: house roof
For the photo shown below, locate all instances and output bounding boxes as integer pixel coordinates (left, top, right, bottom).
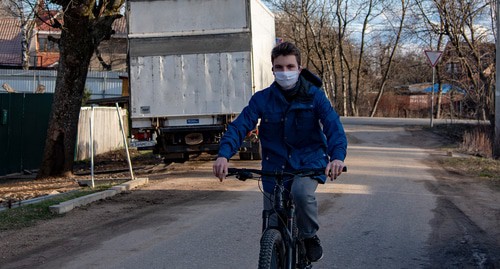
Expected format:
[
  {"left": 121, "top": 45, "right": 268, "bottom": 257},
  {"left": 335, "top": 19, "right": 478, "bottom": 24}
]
[
  {"left": 112, "top": 16, "right": 127, "bottom": 37},
  {"left": 35, "top": 15, "right": 127, "bottom": 36},
  {"left": 0, "top": 15, "right": 127, "bottom": 68},
  {"left": 404, "top": 83, "right": 465, "bottom": 95},
  {"left": 0, "top": 18, "right": 22, "bottom": 66},
  {"left": 423, "top": 84, "right": 465, "bottom": 94}
]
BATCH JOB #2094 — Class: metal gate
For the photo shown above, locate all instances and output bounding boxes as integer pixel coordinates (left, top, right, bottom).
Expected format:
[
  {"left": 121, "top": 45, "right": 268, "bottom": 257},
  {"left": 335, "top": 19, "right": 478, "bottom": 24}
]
[{"left": 0, "top": 93, "right": 53, "bottom": 176}]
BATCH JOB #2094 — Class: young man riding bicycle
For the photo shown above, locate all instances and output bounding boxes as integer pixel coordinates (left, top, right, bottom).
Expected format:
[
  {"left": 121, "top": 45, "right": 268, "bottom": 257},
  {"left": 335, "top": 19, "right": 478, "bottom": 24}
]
[{"left": 213, "top": 41, "right": 347, "bottom": 262}]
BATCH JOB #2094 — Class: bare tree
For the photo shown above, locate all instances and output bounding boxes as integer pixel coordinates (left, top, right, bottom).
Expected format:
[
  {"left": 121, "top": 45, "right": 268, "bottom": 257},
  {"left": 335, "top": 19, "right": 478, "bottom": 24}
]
[
  {"left": 3, "top": 0, "right": 44, "bottom": 69},
  {"left": 333, "top": 0, "right": 386, "bottom": 116},
  {"left": 37, "top": 0, "right": 123, "bottom": 178},
  {"left": 334, "top": 0, "right": 354, "bottom": 116},
  {"left": 370, "top": 0, "right": 409, "bottom": 117},
  {"left": 351, "top": 0, "right": 375, "bottom": 116},
  {"left": 412, "top": 0, "right": 447, "bottom": 119},
  {"left": 266, "top": 0, "right": 342, "bottom": 107},
  {"left": 415, "top": 0, "right": 494, "bottom": 122},
  {"left": 267, "top": 0, "right": 493, "bottom": 119}
]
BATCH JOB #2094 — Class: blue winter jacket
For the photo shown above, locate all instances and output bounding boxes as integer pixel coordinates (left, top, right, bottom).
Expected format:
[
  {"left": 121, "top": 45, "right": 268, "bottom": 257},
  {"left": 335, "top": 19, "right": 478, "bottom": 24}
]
[{"left": 218, "top": 69, "right": 347, "bottom": 192}]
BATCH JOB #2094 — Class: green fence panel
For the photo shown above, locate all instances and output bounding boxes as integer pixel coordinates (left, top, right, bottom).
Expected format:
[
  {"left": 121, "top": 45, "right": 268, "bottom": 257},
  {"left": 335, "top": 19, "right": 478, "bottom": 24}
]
[
  {"left": 0, "top": 93, "right": 53, "bottom": 176},
  {"left": 0, "top": 93, "right": 22, "bottom": 176},
  {"left": 0, "top": 94, "right": 10, "bottom": 175},
  {"left": 22, "top": 94, "right": 53, "bottom": 170}
]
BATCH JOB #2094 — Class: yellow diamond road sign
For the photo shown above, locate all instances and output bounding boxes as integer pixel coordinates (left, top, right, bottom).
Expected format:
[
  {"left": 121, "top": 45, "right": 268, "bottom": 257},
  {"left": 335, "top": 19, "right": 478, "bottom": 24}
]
[{"left": 425, "top": 50, "right": 443, "bottom": 67}]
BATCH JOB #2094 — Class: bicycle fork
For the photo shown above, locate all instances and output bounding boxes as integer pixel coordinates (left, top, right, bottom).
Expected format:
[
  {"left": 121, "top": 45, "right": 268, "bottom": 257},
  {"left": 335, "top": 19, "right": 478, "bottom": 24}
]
[
  {"left": 286, "top": 205, "right": 296, "bottom": 269},
  {"left": 261, "top": 208, "right": 295, "bottom": 269},
  {"left": 287, "top": 203, "right": 312, "bottom": 269}
]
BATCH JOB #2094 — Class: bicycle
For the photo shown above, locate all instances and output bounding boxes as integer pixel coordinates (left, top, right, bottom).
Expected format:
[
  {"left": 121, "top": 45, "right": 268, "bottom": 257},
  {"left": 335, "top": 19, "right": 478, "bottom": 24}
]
[{"left": 227, "top": 166, "right": 347, "bottom": 269}]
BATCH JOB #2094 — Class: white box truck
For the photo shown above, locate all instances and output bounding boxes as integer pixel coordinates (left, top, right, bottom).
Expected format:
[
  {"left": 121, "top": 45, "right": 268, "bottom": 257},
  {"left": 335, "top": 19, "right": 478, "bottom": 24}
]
[{"left": 127, "top": 0, "right": 275, "bottom": 163}]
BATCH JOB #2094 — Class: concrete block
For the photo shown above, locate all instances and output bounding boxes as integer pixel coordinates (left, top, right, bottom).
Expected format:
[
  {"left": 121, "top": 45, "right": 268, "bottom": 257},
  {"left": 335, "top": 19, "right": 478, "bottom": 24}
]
[
  {"left": 48, "top": 177, "right": 149, "bottom": 214},
  {"left": 122, "top": 177, "right": 149, "bottom": 190},
  {"left": 49, "top": 189, "right": 118, "bottom": 214},
  {"left": 111, "top": 185, "right": 127, "bottom": 192}
]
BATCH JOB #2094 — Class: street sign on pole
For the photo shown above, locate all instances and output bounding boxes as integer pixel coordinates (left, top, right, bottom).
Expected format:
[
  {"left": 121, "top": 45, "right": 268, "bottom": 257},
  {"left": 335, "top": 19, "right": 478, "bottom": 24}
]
[
  {"left": 424, "top": 50, "right": 443, "bottom": 128},
  {"left": 425, "top": 50, "right": 443, "bottom": 67}
]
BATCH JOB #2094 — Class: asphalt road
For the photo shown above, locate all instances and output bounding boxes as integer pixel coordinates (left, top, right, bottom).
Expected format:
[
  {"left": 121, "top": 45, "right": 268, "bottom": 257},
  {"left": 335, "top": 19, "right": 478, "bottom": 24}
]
[{"left": 8, "top": 117, "right": 499, "bottom": 269}]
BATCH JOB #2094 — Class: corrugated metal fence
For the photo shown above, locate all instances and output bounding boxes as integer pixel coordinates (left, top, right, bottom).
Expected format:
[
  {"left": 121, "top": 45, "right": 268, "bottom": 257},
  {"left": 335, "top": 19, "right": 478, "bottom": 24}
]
[
  {"left": 0, "top": 69, "right": 126, "bottom": 99},
  {"left": 76, "top": 107, "right": 129, "bottom": 160}
]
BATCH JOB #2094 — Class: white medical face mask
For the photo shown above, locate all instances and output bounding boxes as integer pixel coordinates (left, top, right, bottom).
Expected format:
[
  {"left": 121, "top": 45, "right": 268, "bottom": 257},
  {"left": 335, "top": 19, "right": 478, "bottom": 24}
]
[{"left": 274, "top": 71, "right": 300, "bottom": 90}]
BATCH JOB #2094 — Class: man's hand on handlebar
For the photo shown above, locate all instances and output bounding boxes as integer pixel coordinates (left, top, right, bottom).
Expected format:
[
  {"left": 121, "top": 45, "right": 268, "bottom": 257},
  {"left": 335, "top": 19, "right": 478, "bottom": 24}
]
[
  {"left": 213, "top": 157, "right": 229, "bottom": 182},
  {"left": 215, "top": 157, "right": 346, "bottom": 182},
  {"left": 326, "top": 159, "right": 345, "bottom": 181}
]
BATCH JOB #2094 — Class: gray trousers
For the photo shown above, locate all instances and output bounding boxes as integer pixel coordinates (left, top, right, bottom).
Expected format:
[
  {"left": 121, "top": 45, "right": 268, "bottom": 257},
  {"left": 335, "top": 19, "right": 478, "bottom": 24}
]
[{"left": 263, "top": 176, "right": 319, "bottom": 239}]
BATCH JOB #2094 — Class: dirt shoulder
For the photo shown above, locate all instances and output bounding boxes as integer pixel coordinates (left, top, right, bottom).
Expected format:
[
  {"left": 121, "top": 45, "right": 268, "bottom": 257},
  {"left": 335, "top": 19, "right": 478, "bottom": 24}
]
[
  {"left": 0, "top": 155, "right": 251, "bottom": 266},
  {"left": 0, "top": 150, "right": 166, "bottom": 206},
  {"left": 408, "top": 126, "right": 500, "bottom": 267}
]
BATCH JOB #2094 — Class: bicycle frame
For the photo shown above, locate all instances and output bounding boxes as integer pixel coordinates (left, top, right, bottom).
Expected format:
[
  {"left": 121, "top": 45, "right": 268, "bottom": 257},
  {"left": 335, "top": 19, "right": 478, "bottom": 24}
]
[{"left": 228, "top": 168, "right": 326, "bottom": 269}]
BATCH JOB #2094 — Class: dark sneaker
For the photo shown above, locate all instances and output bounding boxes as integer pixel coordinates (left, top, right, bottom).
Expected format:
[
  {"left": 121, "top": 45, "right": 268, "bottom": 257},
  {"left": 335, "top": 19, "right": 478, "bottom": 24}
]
[{"left": 304, "top": 235, "right": 323, "bottom": 262}]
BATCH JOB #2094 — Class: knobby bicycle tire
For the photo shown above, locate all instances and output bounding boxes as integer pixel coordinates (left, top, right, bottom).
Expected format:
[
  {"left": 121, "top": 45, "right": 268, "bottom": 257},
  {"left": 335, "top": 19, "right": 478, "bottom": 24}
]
[{"left": 258, "top": 229, "right": 285, "bottom": 269}]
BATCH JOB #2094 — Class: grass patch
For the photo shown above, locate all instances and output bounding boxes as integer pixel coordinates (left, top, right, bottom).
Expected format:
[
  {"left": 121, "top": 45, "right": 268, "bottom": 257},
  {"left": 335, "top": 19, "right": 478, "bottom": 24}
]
[
  {"left": 437, "top": 156, "right": 500, "bottom": 183},
  {"left": 430, "top": 123, "right": 476, "bottom": 142},
  {"left": 0, "top": 187, "right": 108, "bottom": 231},
  {"left": 429, "top": 122, "right": 499, "bottom": 188},
  {"left": 431, "top": 123, "right": 493, "bottom": 157}
]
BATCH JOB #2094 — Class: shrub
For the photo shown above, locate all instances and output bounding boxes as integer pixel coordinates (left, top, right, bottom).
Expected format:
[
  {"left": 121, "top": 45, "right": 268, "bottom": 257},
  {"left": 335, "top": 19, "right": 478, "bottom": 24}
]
[{"left": 460, "top": 125, "right": 493, "bottom": 158}]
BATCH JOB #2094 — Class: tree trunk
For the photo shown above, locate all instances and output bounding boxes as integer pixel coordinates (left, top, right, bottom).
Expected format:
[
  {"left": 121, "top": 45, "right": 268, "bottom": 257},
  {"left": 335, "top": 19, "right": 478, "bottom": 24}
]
[
  {"left": 370, "top": 0, "right": 407, "bottom": 117},
  {"left": 38, "top": 12, "right": 94, "bottom": 178},
  {"left": 352, "top": 0, "right": 373, "bottom": 117},
  {"left": 21, "top": 23, "right": 30, "bottom": 70},
  {"left": 370, "top": 80, "right": 387, "bottom": 117},
  {"left": 18, "top": 0, "right": 30, "bottom": 70}
]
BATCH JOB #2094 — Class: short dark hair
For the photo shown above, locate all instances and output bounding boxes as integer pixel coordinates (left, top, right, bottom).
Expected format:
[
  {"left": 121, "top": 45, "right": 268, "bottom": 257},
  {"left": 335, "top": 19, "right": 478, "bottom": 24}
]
[{"left": 271, "top": 42, "right": 301, "bottom": 66}]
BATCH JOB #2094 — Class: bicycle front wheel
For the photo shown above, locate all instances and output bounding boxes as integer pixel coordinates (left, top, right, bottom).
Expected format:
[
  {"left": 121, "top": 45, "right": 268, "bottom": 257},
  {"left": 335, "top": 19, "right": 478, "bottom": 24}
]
[{"left": 258, "top": 229, "right": 285, "bottom": 269}]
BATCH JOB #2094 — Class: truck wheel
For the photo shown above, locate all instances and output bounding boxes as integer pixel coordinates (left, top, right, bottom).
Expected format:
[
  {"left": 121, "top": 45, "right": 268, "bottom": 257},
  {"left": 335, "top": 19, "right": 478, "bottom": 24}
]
[{"left": 239, "top": 152, "right": 252, "bottom": 160}]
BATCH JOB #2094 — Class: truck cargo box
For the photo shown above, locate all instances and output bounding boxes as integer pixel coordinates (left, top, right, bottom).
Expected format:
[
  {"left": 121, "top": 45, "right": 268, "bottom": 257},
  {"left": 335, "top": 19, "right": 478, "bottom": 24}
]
[
  {"left": 127, "top": 0, "right": 275, "bottom": 162},
  {"left": 128, "top": 0, "right": 275, "bottom": 128}
]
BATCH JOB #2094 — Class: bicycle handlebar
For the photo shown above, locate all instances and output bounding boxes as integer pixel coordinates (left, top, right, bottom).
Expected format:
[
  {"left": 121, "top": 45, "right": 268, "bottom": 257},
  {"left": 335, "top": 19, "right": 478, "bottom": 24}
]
[{"left": 227, "top": 166, "right": 347, "bottom": 181}]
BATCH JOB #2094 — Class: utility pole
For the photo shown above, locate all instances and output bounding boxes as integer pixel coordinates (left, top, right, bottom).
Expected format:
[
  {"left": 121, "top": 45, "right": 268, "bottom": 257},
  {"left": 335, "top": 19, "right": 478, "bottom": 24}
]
[{"left": 495, "top": 0, "right": 500, "bottom": 158}]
